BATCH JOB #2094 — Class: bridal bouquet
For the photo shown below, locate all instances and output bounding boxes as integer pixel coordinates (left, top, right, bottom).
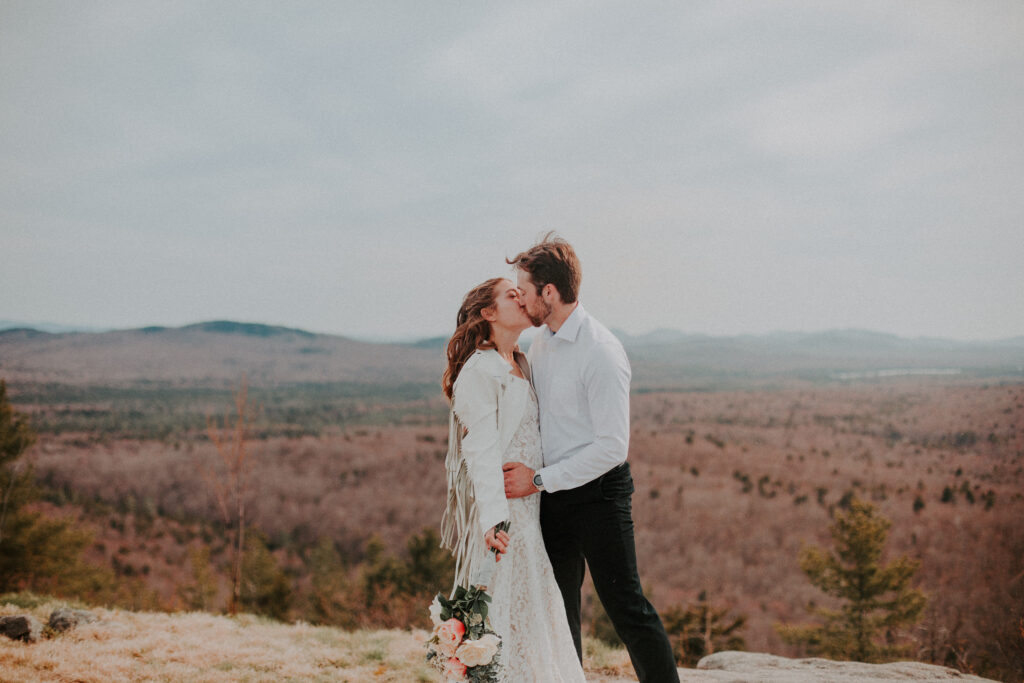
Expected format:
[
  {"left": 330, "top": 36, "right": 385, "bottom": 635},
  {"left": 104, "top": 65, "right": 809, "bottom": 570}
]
[{"left": 425, "top": 585, "right": 503, "bottom": 682}]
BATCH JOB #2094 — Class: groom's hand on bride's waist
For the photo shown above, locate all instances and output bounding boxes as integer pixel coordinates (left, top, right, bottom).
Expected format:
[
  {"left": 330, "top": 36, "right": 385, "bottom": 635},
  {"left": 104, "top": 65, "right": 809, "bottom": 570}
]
[{"left": 502, "top": 462, "right": 539, "bottom": 499}]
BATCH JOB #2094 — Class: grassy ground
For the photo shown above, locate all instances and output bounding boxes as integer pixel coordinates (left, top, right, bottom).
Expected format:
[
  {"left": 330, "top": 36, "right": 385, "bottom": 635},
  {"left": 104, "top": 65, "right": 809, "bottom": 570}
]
[{"left": 0, "top": 597, "right": 636, "bottom": 682}]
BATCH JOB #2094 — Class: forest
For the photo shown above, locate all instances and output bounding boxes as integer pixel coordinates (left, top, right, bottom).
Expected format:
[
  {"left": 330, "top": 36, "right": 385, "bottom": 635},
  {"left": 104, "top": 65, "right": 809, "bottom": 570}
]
[{"left": 3, "top": 370, "right": 1022, "bottom": 680}]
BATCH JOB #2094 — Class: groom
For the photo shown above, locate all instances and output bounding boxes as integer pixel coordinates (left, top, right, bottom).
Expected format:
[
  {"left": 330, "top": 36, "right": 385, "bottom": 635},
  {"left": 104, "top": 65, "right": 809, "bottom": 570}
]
[{"left": 503, "top": 234, "right": 679, "bottom": 683}]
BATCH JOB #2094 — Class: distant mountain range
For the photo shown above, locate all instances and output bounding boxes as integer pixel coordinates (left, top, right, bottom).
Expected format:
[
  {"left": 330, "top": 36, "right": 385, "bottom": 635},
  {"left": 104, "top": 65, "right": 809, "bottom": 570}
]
[
  {"left": 612, "top": 326, "right": 1024, "bottom": 350},
  {"left": 611, "top": 327, "right": 1024, "bottom": 387},
  {"left": 1, "top": 320, "right": 1022, "bottom": 389},
  {"left": 0, "top": 320, "right": 108, "bottom": 334},
  {"left": 0, "top": 320, "right": 440, "bottom": 387}
]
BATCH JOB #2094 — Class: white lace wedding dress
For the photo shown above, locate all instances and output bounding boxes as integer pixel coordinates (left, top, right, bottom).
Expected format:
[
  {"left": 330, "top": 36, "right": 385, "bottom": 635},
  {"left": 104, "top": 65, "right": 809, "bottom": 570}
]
[{"left": 484, "top": 377, "right": 587, "bottom": 682}]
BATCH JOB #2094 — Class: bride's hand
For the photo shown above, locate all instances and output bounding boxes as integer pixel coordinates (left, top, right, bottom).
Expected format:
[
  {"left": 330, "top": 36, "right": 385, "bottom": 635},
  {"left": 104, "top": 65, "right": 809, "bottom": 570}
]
[{"left": 485, "top": 526, "right": 510, "bottom": 561}]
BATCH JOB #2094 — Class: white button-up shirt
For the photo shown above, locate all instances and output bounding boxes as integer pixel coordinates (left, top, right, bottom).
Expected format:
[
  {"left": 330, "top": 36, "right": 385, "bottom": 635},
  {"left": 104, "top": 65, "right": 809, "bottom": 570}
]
[{"left": 529, "top": 303, "right": 631, "bottom": 493}]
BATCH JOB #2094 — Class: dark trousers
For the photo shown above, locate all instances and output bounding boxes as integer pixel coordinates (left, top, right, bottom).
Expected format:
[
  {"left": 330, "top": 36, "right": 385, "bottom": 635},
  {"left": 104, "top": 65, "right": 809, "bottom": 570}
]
[{"left": 541, "top": 462, "right": 680, "bottom": 683}]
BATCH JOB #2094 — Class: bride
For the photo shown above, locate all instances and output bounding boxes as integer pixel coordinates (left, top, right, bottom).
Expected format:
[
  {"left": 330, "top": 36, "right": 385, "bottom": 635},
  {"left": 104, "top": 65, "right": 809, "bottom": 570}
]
[{"left": 440, "top": 277, "right": 586, "bottom": 682}]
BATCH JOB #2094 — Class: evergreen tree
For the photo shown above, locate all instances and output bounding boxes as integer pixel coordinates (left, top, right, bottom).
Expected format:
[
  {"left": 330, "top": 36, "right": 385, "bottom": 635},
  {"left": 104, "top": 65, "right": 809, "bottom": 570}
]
[
  {"left": 306, "top": 537, "right": 354, "bottom": 628},
  {"left": 0, "top": 380, "right": 109, "bottom": 596},
  {"left": 355, "top": 528, "right": 456, "bottom": 628},
  {"left": 401, "top": 527, "right": 454, "bottom": 596},
  {"left": 663, "top": 591, "right": 747, "bottom": 667},
  {"left": 0, "top": 379, "right": 36, "bottom": 548},
  {"left": 359, "top": 534, "right": 406, "bottom": 600},
  {"left": 177, "top": 545, "right": 219, "bottom": 611},
  {"left": 239, "top": 531, "right": 293, "bottom": 621},
  {"left": 777, "top": 497, "right": 927, "bottom": 662}
]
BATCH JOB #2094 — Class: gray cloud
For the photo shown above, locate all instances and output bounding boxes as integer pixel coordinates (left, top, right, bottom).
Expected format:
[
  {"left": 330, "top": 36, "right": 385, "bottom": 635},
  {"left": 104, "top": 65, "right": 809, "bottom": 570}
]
[{"left": 2, "top": 1, "right": 1022, "bottom": 340}]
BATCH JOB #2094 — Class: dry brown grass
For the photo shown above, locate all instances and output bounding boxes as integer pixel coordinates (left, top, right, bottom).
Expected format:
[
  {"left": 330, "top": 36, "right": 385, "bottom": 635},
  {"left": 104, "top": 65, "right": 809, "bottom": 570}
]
[{"left": 0, "top": 598, "right": 634, "bottom": 682}]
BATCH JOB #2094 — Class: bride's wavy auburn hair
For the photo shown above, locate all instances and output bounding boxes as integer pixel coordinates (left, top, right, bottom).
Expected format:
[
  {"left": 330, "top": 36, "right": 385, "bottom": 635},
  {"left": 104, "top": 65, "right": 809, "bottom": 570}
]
[{"left": 442, "top": 277, "right": 505, "bottom": 401}]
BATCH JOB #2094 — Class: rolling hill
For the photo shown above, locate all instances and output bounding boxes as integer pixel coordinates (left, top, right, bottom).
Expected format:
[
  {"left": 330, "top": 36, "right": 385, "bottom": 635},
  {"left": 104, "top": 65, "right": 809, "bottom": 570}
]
[{"left": 2, "top": 321, "right": 1022, "bottom": 390}]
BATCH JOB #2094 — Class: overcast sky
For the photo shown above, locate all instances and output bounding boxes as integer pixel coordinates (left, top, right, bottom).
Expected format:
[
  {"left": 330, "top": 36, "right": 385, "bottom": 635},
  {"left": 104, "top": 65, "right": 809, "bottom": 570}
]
[{"left": 3, "top": 1, "right": 1022, "bottom": 341}]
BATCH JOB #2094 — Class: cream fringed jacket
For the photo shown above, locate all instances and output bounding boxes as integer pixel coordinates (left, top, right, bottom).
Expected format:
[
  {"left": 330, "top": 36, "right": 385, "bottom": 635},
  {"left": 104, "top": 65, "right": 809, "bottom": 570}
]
[{"left": 441, "top": 348, "right": 531, "bottom": 590}]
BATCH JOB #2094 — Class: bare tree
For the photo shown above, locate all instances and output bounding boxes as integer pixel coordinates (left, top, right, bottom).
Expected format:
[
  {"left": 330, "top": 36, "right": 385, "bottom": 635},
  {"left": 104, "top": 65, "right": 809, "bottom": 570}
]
[{"left": 200, "top": 376, "right": 257, "bottom": 614}]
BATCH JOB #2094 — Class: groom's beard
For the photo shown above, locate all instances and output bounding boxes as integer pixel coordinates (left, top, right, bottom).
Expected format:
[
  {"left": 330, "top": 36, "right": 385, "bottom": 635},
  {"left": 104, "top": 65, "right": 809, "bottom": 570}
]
[{"left": 525, "top": 300, "right": 552, "bottom": 327}]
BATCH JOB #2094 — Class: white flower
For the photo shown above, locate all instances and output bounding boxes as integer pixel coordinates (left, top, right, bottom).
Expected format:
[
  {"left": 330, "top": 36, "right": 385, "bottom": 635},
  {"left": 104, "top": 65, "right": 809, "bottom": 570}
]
[
  {"left": 455, "top": 633, "right": 500, "bottom": 667},
  {"left": 429, "top": 596, "right": 443, "bottom": 627}
]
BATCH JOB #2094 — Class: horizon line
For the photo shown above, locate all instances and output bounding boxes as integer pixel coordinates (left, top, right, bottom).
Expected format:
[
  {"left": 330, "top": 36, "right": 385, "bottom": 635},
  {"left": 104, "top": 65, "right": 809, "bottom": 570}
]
[{"left": 2, "top": 318, "right": 1022, "bottom": 346}]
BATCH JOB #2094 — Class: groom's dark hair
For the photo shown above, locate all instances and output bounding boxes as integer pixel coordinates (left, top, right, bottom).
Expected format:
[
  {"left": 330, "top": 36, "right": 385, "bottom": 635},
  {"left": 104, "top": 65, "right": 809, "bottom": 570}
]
[{"left": 507, "top": 231, "right": 581, "bottom": 304}]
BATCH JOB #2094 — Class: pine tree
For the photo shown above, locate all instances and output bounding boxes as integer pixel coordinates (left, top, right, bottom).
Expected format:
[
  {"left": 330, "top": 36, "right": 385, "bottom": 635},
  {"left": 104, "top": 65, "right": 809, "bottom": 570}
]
[
  {"left": 402, "top": 527, "right": 454, "bottom": 596},
  {"left": 177, "top": 545, "right": 219, "bottom": 611},
  {"left": 0, "top": 379, "right": 111, "bottom": 597},
  {"left": 239, "top": 532, "right": 292, "bottom": 620},
  {"left": 663, "top": 591, "right": 747, "bottom": 667},
  {"left": 777, "top": 497, "right": 927, "bottom": 662},
  {"left": 306, "top": 537, "right": 354, "bottom": 628},
  {"left": 355, "top": 528, "right": 456, "bottom": 628},
  {"left": 0, "top": 380, "right": 36, "bottom": 549}
]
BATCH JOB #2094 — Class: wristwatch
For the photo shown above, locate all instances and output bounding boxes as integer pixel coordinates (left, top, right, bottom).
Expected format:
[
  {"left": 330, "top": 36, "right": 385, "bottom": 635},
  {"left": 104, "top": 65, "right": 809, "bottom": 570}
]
[{"left": 533, "top": 472, "right": 545, "bottom": 492}]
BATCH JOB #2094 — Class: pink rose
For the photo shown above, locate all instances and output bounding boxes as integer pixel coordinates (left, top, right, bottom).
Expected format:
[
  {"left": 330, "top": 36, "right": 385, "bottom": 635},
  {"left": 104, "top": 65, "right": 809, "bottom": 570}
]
[
  {"left": 434, "top": 618, "right": 466, "bottom": 657},
  {"left": 444, "top": 656, "right": 468, "bottom": 679}
]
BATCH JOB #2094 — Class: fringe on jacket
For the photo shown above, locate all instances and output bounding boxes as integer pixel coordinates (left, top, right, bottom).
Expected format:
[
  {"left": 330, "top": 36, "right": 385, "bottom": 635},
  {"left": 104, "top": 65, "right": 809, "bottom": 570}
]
[{"left": 440, "top": 410, "right": 481, "bottom": 592}]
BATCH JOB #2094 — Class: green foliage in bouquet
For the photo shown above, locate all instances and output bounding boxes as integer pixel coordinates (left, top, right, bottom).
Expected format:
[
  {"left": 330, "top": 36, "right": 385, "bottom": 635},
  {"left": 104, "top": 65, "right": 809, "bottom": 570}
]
[
  {"left": 426, "top": 583, "right": 504, "bottom": 681},
  {"left": 426, "top": 520, "right": 510, "bottom": 682},
  {"left": 438, "top": 584, "right": 493, "bottom": 641}
]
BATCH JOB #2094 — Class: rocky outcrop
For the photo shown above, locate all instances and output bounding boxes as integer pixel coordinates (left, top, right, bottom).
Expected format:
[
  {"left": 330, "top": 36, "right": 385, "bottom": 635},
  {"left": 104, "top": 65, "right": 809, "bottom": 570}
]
[
  {"left": 0, "top": 615, "right": 43, "bottom": 643},
  {"left": 48, "top": 608, "right": 98, "bottom": 633},
  {"left": 675, "top": 651, "right": 997, "bottom": 682},
  {"left": 0, "top": 608, "right": 98, "bottom": 643}
]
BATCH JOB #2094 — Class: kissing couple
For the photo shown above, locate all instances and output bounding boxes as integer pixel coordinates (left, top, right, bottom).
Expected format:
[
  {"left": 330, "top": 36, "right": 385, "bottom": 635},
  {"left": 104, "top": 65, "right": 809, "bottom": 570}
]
[{"left": 439, "top": 233, "right": 679, "bottom": 682}]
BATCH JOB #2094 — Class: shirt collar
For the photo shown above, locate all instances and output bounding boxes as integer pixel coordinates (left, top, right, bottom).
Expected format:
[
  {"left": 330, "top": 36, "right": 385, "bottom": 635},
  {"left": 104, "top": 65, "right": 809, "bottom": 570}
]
[{"left": 551, "top": 303, "right": 586, "bottom": 343}]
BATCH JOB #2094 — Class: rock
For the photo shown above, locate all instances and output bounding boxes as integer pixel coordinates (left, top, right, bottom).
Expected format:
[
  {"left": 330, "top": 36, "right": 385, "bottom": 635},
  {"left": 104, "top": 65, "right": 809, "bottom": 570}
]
[
  {"left": 0, "top": 615, "right": 43, "bottom": 643},
  {"left": 48, "top": 608, "right": 98, "bottom": 633},
  {"left": 683, "top": 651, "right": 998, "bottom": 682}
]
